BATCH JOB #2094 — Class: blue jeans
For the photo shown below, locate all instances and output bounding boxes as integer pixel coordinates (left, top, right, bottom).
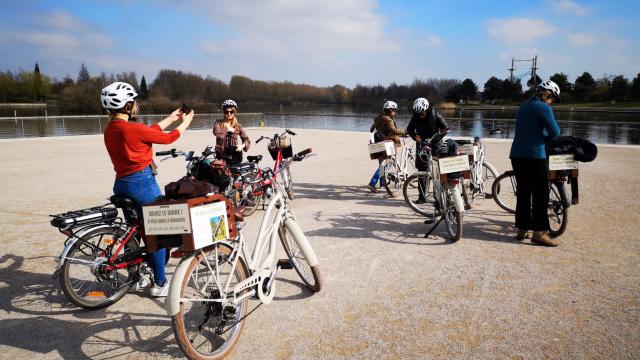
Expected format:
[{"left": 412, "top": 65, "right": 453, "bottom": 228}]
[
  {"left": 368, "top": 162, "right": 386, "bottom": 187},
  {"left": 114, "top": 166, "right": 168, "bottom": 286}
]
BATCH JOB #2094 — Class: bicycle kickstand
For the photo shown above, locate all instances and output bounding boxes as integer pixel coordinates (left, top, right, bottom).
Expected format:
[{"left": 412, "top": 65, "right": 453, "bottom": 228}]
[{"left": 423, "top": 216, "right": 445, "bottom": 238}]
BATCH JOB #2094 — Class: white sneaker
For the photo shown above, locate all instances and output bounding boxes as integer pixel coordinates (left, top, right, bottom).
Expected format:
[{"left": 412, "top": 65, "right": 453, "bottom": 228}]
[{"left": 150, "top": 281, "right": 170, "bottom": 297}]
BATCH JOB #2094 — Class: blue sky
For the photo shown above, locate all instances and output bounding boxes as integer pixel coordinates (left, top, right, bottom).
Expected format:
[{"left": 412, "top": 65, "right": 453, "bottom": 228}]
[{"left": 1, "top": 0, "right": 638, "bottom": 88}]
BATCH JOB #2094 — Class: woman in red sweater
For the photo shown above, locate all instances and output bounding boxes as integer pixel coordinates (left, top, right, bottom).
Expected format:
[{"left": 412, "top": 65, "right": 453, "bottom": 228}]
[{"left": 102, "top": 81, "right": 193, "bottom": 297}]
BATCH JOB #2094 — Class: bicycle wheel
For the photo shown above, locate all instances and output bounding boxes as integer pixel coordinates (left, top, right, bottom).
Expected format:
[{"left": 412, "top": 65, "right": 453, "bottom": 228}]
[
  {"left": 238, "top": 178, "right": 261, "bottom": 216},
  {"left": 548, "top": 182, "right": 568, "bottom": 237},
  {"left": 443, "top": 188, "right": 463, "bottom": 242},
  {"left": 480, "top": 161, "right": 499, "bottom": 198},
  {"left": 382, "top": 157, "right": 402, "bottom": 197},
  {"left": 59, "top": 226, "right": 137, "bottom": 309},
  {"left": 402, "top": 173, "right": 436, "bottom": 216},
  {"left": 282, "top": 167, "right": 294, "bottom": 200},
  {"left": 172, "top": 244, "right": 249, "bottom": 360},
  {"left": 279, "top": 220, "right": 321, "bottom": 292},
  {"left": 492, "top": 171, "right": 517, "bottom": 214}
]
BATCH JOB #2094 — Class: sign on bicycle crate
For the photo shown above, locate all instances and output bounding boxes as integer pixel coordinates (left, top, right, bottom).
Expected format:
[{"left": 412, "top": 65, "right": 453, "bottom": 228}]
[
  {"left": 437, "top": 155, "right": 471, "bottom": 174},
  {"left": 548, "top": 154, "right": 578, "bottom": 170},
  {"left": 368, "top": 141, "right": 395, "bottom": 160},
  {"left": 143, "top": 194, "right": 236, "bottom": 252}
]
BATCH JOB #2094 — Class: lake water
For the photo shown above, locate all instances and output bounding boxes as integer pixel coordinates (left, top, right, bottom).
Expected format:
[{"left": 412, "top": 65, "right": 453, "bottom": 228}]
[{"left": 1, "top": 107, "right": 639, "bottom": 145}]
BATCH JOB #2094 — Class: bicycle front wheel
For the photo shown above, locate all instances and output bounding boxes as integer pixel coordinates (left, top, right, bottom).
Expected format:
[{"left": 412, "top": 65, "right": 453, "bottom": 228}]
[
  {"left": 279, "top": 220, "right": 321, "bottom": 292},
  {"left": 59, "top": 226, "right": 136, "bottom": 309},
  {"left": 548, "top": 182, "right": 568, "bottom": 237},
  {"left": 282, "top": 167, "right": 294, "bottom": 200},
  {"left": 403, "top": 173, "right": 435, "bottom": 216},
  {"left": 382, "top": 157, "right": 402, "bottom": 197},
  {"left": 172, "top": 244, "right": 249, "bottom": 360},
  {"left": 492, "top": 171, "right": 517, "bottom": 214},
  {"left": 444, "top": 188, "right": 463, "bottom": 242}
]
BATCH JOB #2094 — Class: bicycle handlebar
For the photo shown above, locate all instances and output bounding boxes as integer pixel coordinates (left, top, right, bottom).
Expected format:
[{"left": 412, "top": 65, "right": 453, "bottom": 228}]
[{"left": 155, "top": 149, "right": 176, "bottom": 157}]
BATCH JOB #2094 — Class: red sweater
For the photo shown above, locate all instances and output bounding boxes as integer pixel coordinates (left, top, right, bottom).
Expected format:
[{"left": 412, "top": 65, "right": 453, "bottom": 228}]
[{"left": 104, "top": 120, "right": 180, "bottom": 178}]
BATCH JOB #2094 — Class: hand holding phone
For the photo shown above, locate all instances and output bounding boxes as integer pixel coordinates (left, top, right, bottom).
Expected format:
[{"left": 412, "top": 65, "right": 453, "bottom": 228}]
[{"left": 180, "top": 103, "right": 191, "bottom": 115}]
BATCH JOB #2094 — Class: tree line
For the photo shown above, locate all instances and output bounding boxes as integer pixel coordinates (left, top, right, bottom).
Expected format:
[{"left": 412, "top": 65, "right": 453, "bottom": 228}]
[{"left": 1, "top": 63, "right": 639, "bottom": 114}]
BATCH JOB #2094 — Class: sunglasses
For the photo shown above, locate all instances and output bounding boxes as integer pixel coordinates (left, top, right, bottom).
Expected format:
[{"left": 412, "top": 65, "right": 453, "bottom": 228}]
[{"left": 224, "top": 110, "right": 235, "bottom": 114}]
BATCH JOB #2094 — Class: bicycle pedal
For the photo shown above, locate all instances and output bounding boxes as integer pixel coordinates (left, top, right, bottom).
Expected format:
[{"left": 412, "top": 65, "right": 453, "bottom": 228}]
[{"left": 277, "top": 259, "right": 293, "bottom": 269}]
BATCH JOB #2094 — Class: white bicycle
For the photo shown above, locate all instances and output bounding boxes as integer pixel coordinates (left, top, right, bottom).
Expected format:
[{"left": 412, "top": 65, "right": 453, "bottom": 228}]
[
  {"left": 167, "top": 148, "right": 321, "bottom": 360},
  {"left": 453, "top": 136, "right": 499, "bottom": 208},
  {"left": 380, "top": 137, "right": 416, "bottom": 196}
]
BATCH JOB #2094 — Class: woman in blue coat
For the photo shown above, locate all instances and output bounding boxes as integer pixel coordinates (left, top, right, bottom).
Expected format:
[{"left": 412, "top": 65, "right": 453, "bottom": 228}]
[{"left": 509, "top": 80, "right": 561, "bottom": 246}]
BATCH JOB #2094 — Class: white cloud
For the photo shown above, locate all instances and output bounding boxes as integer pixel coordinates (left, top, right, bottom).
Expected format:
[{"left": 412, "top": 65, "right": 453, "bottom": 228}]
[
  {"left": 567, "top": 33, "right": 597, "bottom": 47},
  {"left": 421, "top": 33, "right": 443, "bottom": 48},
  {"left": 549, "top": 0, "right": 589, "bottom": 16},
  {"left": 43, "top": 10, "right": 85, "bottom": 31},
  {"left": 23, "top": 32, "right": 81, "bottom": 49},
  {"left": 486, "top": 17, "right": 557, "bottom": 44}
]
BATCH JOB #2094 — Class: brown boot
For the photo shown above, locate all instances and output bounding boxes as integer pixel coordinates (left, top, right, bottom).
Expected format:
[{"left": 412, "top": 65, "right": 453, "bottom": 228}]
[
  {"left": 531, "top": 231, "right": 558, "bottom": 247},
  {"left": 516, "top": 229, "right": 530, "bottom": 241}
]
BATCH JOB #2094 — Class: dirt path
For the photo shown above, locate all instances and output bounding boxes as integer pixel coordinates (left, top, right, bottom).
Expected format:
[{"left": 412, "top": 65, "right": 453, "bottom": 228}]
[{"left": 0, "top": 128, "right": 638, "bottom": 359}]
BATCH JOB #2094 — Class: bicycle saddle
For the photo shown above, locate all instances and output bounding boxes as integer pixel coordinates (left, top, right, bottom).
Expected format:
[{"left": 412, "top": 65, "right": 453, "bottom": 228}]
[
  {"left": 247, "top": 155, "right": 263, "bottom": 163},
  {"left": 110, "top": 195, "right": 137, "bottom": 209}
]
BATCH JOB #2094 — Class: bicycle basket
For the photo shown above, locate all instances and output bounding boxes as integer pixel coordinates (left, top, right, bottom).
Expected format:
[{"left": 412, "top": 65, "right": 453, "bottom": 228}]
[{"left": 268, "top": 138, "right": 293, "bottom": 160}]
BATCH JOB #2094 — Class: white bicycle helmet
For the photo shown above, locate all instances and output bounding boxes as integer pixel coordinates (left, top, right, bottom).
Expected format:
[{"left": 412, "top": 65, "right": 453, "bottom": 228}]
[
  {"left": 383, "top": 100, "right": 398, "bottom": 111},
  {"left": 222, "top": 99, "right": 238, "bottom": 109},
  {"left": 413, "top": 97, "right": 429, "bottom": 113},
  {"left": 538, "top": 80, "right": 560, "bottom": 97},
  {"left": 101, "top": 82, "right": 138, "bottom": 110}
]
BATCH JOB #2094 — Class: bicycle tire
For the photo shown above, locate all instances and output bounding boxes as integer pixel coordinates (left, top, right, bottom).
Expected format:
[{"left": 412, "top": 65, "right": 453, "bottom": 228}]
[
  {"left": 461, "top": 180, "right": 472, "bottom": 209},
  {"left": 492, "top": 171, "right": 517, "bottom": 214},
  {"left": 402, "top": 173, "right": 436, "bottom": 217},
  {"left": 59, "top": 226, "right": 136, "bottom": 309},
  {"left": 172, "top": 244, "right": 249, "bottom": 360},
  {"left": 444, "top": 188, "right": 463, "bottom": 241},
  {"left": 382, "top": 157, "right": 402, "bottom": 197},
  {"left": 481, "top": 161, "right": 499, "bottom": 198},
  {"left": 548, "top": 182, "right": 568, "bottom": 237},
  {"left": 279, "top": 220, "right": 321, "bottom": 292},
  {"left": 282, "top": 167, "right": 294, "bottom": 200}
]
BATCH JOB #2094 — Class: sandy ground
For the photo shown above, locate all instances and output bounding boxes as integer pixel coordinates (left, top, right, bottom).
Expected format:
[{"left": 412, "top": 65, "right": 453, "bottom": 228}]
[{"left": 0, "top": 127, "right": 638, "bottom": 359}]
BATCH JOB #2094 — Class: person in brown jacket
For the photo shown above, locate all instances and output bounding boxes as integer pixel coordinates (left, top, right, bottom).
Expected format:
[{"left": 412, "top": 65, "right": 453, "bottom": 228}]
[
  {"left": 367, "top": 100, "right": 406, "bottom": 192},
  {"left": 213, "top": 99, "right": 251, "bottom": 165}
]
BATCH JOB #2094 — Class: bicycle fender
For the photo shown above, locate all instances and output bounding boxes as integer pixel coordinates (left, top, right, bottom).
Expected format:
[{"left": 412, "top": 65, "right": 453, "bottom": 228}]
[
  {"left": 483, "top": 161, "right": 499, "bottom": 180},
  {"left": 451, "top": 187, "right": 466, "bottom": 213},
  {"left": 283, "top": 218, "right": 318, "bottom": 267},
  {"left": 56, "top": 224, "right": 119, "bottom": 268},
  {"left": 166, "top": 252, "right": 197, "bottom": 316}
]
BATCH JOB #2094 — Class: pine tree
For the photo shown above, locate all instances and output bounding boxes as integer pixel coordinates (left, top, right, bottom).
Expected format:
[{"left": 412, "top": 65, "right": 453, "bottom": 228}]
[{"left": 139, "top": 76, "right": 149, "bottom": 99}]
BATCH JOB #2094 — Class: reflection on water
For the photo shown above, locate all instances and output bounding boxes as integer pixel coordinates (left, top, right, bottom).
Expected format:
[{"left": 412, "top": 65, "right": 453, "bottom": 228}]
[{"left": 1, "top": 110, "right": 639, "bottom": 145}]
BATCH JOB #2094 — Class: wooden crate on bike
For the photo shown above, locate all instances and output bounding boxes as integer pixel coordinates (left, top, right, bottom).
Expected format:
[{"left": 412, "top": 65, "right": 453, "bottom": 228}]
[
  {"left": 368, "top": 140, "right": 396, "bottom": 160},
  {"left": 548, "top": 154, "right": 579, "bottom": 180},
  {"left": 432, "top": 155, "right": 471, "bottom": 183},
  {"left": 142, "top": 194, "right": 237, "bottom": 252}
]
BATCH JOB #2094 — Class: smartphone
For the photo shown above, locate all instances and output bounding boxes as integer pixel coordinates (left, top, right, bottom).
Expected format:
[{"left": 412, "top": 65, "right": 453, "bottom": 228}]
[{"left": 180, "top": 103, "right": 191, "bottom": 114}]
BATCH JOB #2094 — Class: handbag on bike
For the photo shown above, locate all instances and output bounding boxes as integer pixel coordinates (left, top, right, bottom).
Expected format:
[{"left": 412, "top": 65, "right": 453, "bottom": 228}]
[{"left": 165, "top": 176, "right": 218, "bottom": 200}]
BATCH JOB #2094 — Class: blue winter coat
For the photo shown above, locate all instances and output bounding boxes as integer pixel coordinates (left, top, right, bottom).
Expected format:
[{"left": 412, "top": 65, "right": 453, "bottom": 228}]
[{"left": 509, "top": 97, "right": 561, "bottom": 159}]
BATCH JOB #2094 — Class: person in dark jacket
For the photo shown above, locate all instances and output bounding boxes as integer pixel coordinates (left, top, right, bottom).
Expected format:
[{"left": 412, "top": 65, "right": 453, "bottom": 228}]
[
  {"left": 367, "top": 100, "right": 406, "bottom": 193},
  {"left": 510, "top": 80, "right": 561, "bottom": 246},
  {"left": 406, "top": 97, "right": 447, "bottom": 203}
]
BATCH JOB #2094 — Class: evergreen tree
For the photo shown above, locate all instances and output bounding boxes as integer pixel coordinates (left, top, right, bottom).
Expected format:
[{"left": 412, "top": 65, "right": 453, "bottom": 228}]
[
  {"left": 609, "top": 75, "right": 629, "bottom": 101},
  {"left": 526, "top": 74, "right": 542, "bottom": 88},
  {"left": 77, "top": 63, "right": 90, "bottom": 84},
  {"left": 629, "top": 73, "right": 640, "bottom": 101},
  {"left": 574, "top": 72, "right": 596, "bottom": 101},
  {"left": 139, "top": 76, "right": 149, "bottom": 99},
  {"left": 482, "top": 76, "right": 503, "bottom": 102}
]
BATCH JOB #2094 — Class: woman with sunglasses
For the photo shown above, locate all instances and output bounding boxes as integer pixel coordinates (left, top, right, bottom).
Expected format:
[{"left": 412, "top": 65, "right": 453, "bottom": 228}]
[
  {"left": 213, "top": 99, "right": 251, "bottom": 165},
  {"left": 509, "top": 80, "right": 561, "bottom": 246}
]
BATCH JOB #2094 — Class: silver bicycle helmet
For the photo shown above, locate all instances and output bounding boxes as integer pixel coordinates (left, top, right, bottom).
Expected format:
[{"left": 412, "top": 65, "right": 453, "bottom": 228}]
[
  {"left": 101, "top": 82, "right": 138, "bottom": 110},
  {"left": 538, "top": 80, "right": 560, "bottom": 97},
  {"left": 413, "top": 97, "right": 429, "bottom": 113},
  {"left": 222, "top": 99, "right": 238, "bottom": 110},
  {"left": 383, "top": 100, "right": 398, "bottom": 111}
]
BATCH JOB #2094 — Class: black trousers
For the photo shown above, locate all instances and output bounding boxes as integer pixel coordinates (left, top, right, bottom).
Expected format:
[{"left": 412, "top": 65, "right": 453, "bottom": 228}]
[{"left": 511, "top": 158, "right": 550, "bottom": 231}]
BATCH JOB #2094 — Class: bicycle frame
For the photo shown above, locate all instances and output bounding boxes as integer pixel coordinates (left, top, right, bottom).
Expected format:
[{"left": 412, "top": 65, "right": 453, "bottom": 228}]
[{"left": 167, "top": 157, "right": 317, "bottom": 315}]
